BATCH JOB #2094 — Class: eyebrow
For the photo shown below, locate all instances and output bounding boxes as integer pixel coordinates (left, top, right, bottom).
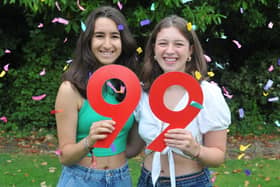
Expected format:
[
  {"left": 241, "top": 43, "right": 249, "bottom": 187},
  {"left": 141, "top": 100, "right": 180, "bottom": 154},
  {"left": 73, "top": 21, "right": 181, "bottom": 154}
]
[{"left": 94, "top": 31, "right": 120, "bottom": 35}]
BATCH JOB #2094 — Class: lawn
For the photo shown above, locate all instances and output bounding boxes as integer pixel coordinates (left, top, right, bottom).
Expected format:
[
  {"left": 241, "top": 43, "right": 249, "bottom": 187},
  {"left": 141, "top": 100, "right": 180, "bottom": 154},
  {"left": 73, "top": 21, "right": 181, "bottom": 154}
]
[{"left": 0, "top": 153, "right": 279, "bottom": 187}]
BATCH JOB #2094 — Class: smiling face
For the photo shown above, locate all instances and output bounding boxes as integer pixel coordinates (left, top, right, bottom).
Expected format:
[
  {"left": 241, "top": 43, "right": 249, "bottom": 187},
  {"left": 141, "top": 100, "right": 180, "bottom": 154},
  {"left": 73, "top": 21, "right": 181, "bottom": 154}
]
[
  {"left": 154, "top": 26, "right": 193, "bottom": 73},
  {"left": 91, "top": 17, "right": 122, "bottom": 65}
]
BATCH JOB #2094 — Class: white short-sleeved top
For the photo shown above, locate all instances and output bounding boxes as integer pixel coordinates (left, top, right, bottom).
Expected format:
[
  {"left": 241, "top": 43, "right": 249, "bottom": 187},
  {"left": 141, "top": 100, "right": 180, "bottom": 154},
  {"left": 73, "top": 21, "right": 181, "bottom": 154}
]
[{"left": 134, "top": 80, "right": 231, "bottom": 187}]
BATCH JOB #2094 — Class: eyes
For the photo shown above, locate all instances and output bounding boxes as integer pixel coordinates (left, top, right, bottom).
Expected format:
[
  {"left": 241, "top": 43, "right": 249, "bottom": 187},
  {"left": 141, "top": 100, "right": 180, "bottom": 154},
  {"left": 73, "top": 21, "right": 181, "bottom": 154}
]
[
  {"left": 156, "top": 41, "right": 186, "bottom": 48},
  {"left": 94, "top": 32, "right": 121, "bottom": 40}
]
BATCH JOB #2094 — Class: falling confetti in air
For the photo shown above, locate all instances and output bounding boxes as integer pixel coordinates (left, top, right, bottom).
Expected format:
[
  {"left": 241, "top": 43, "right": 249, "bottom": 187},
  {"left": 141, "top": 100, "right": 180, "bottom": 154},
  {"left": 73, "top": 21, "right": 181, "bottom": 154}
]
[
  {"left": 136, "top": 47, "right": 143, "bottom": 54},
  {"left": 81, "top": 21, "right": 86, "bottom": 32},
  {"left": 55, "top": 149, "right": 62, "bottom": 156},
  {"left": 118, "top": 24, "right": 124, "bottom": 31},
  {"left": 263, "top": 79, "right": 273, "bottom": 91},
  {"left": 77, "top": 0, "right": 85, "bottom": 11},
  {"left": 268, "top": 22, "right": 273, "bottom": 29},
  {"left": 181, "top": 0, "right": 192, "bottom": 3},
  {"left": 63, "top": 37, "right": 68, "bottom": 43},
  {"left": 52, "top": 17, "right": 69, "bottom": 25},
  {"left": 140, "top": 19, "right": 151, "bottom": 26},
  {"left": 262, "top": 91, "right": 269, "bottom": 96},
  {"left": 190, "top": 101, "right": 203, "bottom": 109},
  {"left": 111, "top": 144, "right": 116, "bottom": 152},
  {"left": 0, "top": 116, "right": 8, "bottom": 123},
  {"left": 117, "top": 1, "right": 123, "bottom": 10},
  {"left": 207, "top": 72, "right": 215, "bottom": 77},
  {"left": 5, "top": 49, "right": 11, "bottom": 53},
  {"left": 4, "top": 64, "right": 9, "bottom": 71},
  {"left": 268, "top": 96, "right": 279, "bottom": 102},
  {"left": 194, "top": 71, "right": 201, "bottom": 80},
  {"left": 186, "top": 22, "right": 192, "bottom": 31},
  {"left": 215, "top": 62, "right": 225, "bottom": 69},
  {"left": 50, "top": 109, "right": 63, "bottom": 114},
  {"left": 55, "top": 1, "right": 61, "bottom": 11},
  {"left": 39, "top": 68, "right": 46, "bottom": 76},
  {"left": 204, "top": 54, "right": 212, "bottom": 62},
  {"left": 32, "top": 94, "right": 47, "bottom": 101},
  {"left": 232, "top": 40, "right": 242, "bottom": 48},
  {"left": 0, "top": 70, "right": 6, "bottom": 78},
  {"left": 275, "top": 120, "right": 280, "bottom": 127},
  {"left": 106, "top": 81, "right": 125, "bottom": 94},
  {"left": 240, "top": 144, "right": 251, "bottom": 151},
  {"left": 238, "top": 108, "right": 245, "bottom": 119},
  {"left": 278, "top": 58, "right": 280, "bottom": 66},
  {"left": 37, "top": 23, "right": 44, "bottom": 28},
  {"left": 240, "top": 7, "right": 244, "bottom": 14},
  {"left": 268, "top": 65, "right": 274, "bottom": 72},
  {"left": 150, "top": 3, "right": 155, "bottom": 11},
  {"left": 237, "top": 153, "right": 245, "bottom": 160}
]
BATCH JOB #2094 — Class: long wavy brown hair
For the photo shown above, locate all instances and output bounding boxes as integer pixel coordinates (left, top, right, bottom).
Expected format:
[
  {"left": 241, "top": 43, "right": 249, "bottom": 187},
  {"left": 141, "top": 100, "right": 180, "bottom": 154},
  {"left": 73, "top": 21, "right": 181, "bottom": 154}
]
[
  {"left": 141, "top": 15, "right": 207, "bottom": 92},
  {"left": 62, "top": 6, "right": 139, "bottom": 100}
]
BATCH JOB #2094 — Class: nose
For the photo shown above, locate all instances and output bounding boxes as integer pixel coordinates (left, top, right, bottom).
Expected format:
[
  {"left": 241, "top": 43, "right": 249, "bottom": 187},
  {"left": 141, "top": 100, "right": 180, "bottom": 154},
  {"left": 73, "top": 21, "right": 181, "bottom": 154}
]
[
  {"left": 166, "top": 44, "right": 175, "bottom": 54},
  {"left": 103, "top": 36, "right": 112, "bottom": 49}
]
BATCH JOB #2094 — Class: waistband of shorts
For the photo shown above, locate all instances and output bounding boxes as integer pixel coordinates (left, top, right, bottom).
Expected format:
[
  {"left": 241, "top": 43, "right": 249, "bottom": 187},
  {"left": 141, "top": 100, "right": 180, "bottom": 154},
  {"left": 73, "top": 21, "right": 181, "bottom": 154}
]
[{"left": 142, "top": 166, "right": 208, "bottom": 182}]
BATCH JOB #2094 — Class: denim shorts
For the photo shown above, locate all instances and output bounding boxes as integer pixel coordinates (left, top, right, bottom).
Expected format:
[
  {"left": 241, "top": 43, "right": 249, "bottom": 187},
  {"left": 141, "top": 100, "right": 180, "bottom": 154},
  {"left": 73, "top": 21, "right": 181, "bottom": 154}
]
[
  {"left": 57, "top": 162, "right": 132, "bottom": 187},
  {"left": 137, "top": 166, "right": 212, "bottom": 187}
]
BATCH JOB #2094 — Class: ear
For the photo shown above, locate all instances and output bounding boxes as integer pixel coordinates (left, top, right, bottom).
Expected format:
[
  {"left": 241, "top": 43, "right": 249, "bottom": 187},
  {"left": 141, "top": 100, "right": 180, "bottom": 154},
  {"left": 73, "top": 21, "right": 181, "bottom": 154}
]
[{"left": 189, "top": 44, "right": 194, "bottom": 55}]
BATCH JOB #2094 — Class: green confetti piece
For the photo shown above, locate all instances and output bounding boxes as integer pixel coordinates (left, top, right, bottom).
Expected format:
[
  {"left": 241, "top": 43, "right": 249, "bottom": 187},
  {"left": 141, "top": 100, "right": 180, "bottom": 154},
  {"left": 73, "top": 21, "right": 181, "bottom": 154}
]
[
  {"left": 81, "top": 21, "right": 86, "bottom": 32},
  {"left": 190, "top": 101, "right": 203, "bottom": 109}
]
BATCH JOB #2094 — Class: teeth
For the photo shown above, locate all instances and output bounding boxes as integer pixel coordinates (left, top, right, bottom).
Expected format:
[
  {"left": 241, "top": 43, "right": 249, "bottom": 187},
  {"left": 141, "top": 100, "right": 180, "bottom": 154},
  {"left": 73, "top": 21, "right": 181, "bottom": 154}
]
[
  {"left": 165, "top": 58, "right": 176, "bottom": 62},
  {"left": 101, "top": 52, "right": 113, "bottom": 56}
]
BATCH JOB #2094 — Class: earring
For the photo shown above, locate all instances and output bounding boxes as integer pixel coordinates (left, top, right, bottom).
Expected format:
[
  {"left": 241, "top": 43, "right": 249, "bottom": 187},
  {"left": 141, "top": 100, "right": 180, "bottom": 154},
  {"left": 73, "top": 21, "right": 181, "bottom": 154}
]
[
  {"left": 187, "top": 56, "right": 192, "bottom": 62},
  {"left": 154, "top": 56, "right": 157, "bottom": 61}
]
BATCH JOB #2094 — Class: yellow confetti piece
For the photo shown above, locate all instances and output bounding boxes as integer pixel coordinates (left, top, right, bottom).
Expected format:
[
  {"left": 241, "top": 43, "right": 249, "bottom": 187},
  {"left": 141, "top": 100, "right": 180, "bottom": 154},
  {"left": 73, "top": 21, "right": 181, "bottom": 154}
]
[
  {"left": 195, "top": 70, "right": 201, "bottom": 80},
  {"left": 263, "top": 91, "right": 269, "bottom": 96},
  {"left": 240, "top": 144, "right": 251, "bottom": 152},
  {"left": 207, "top": 71, "right": 215, "bottom": 77},
  {"left": 237, "top": 153, "right": 245, "bottom": 160},
  {"left": 136, "top": 47, "right": 143, "bottom": 54},
  {"left": 63, "top": 64, "right": 69, "bottom": 71},
  {"left": 186, "top": 22, "right": 192, "bottom": 31},
  {"left": 0, "top": 70, "right": 6, "bottom": 78}
]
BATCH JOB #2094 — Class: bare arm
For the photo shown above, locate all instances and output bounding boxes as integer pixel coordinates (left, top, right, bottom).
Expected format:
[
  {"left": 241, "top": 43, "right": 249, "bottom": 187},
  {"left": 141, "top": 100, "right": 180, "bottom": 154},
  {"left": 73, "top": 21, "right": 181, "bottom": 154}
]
[{"left": 126, "top": 122, "right": 145, "bottom": 158}]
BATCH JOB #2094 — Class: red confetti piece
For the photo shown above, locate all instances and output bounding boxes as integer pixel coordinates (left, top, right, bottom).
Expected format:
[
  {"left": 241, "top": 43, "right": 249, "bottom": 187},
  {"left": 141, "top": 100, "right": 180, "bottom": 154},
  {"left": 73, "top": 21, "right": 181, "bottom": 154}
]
[{"left": 50, "top": 109, "right": 63, "bottom": 114}]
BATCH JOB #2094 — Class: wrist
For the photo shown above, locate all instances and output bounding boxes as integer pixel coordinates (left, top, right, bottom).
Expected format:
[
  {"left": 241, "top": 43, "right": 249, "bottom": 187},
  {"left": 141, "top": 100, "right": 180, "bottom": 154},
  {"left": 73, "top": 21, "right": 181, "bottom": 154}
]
[
  {"left": 83, "top": 136, "right": 92, "bottom": 152},
  {"left": 191, "top": 144, "right": 201, "bottom": 160}
]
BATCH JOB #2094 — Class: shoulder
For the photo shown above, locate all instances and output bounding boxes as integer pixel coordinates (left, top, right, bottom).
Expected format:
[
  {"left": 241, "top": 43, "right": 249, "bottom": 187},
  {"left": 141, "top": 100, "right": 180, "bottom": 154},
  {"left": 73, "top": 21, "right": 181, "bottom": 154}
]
[{"left": 56, "top": 81, "right": 83, "bottom": 107}]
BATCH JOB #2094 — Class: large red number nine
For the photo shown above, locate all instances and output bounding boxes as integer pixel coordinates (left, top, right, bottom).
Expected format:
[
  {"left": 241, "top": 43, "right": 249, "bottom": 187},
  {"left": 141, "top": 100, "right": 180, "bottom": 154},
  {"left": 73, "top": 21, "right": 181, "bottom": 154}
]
[
  {"left": 86, "top": 64, "right": 141, "bottom": 148},
  {"left": 147, "top": 72, "right": 203, "bottom": 152}
]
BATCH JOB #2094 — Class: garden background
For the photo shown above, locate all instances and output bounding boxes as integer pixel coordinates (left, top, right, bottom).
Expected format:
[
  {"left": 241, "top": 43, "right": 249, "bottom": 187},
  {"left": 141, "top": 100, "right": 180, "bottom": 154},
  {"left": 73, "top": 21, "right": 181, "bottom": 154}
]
[{"left": 0, "top": 0, "right": 279, "bottom": 186}]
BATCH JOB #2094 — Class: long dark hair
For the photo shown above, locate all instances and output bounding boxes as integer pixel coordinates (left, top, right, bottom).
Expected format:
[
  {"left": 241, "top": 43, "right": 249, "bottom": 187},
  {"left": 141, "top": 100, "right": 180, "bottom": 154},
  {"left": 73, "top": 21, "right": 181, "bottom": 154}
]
[
  {"left": 141, "top": 15, "right": 207, "bottom": 92},
  {"left": 62, "top": 6, "right": 138, "bottom": 100}
]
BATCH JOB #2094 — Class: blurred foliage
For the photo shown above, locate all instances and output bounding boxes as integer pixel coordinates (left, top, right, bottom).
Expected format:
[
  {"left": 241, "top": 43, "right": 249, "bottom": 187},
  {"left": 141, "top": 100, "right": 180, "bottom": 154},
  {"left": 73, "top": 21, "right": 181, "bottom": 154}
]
[{"left": 0, "top": 0, "right": 279, "bottom": 135}]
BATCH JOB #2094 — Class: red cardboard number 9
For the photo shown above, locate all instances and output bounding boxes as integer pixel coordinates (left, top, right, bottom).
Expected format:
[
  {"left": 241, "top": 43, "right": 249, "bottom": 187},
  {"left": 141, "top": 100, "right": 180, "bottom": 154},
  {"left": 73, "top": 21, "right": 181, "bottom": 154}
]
[
  {"left": 147, "top": 72, "right": 203, "bottom": 152},
  {"left": 87, "top": 64, "right": 141, "bottom": 148}
]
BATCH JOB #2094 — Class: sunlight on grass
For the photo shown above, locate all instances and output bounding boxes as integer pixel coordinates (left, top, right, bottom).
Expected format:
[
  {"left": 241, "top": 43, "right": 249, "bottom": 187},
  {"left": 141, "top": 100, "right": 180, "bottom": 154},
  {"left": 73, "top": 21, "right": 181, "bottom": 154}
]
[{"left": 0, "top": 153, "right": 279, "bottom": 187}]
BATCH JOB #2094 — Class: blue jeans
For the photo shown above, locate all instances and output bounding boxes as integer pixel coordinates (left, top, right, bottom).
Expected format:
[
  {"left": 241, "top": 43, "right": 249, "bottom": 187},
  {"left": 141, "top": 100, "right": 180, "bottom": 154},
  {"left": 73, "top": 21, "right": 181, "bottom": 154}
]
[
  {"left": 137, "top": 167, "right": 212, "bottom": 187},
  {"left": 57, "top": 162, "right": 132, "bottom": 187}
]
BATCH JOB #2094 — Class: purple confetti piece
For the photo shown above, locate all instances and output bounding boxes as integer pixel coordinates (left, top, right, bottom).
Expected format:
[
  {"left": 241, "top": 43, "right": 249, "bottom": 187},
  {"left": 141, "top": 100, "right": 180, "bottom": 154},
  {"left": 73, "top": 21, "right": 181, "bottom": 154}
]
[
  {"left": 244, "top": 169, "right": 251, "bottom": 176},
  {"left": 238, "top": 108, "right": 245, "bottom": 119},
  {"left": 263, "top": 79, "right": 273, "bottom": 91},
  {"left": 268, "top": 96, "right": 279, "bottom": 102},
  {"left": 140, "top": 19, "right": 151, "bottom": 26},
  {"left": 118, "top": 24, "right": 124, "bottom": 30},
  {"left": 110, "top": 143, "right": 116, "bottom": 152},
  {"left": 278, "top": 58, "right": 280, "bottom": 66},
  {"left": 240, "top": 7, "right": 244, "bottom": 14}
]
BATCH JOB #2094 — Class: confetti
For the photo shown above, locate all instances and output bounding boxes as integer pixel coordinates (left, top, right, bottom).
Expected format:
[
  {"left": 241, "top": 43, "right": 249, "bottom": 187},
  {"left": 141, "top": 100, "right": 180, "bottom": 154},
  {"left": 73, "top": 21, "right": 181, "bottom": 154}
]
[
  {"left": 32, "top": 94, "right": 47, "bottom": 101},
  {"left": 268, "top": 22, "right": 273, "bottom": 29},
  {"left": 215, "top": 62, "right": 224, "bottom": 69},
  {"left": 66, "top": 59, "right": 72, "bottom": 64},
  {"left": 204, "top": 54, "right": 212, "bottom": 62},
  {"left": 222, "top": 86, "right": 233, "bottom": 99},
  {"left": 55, "top": 1, "right": 61, "bottom": 11},
  {"left": 118, "top": 24, "right": 124, "bottom": 31},
  {"left": 63, "top": 64, "right": 69, "bottom": 71},
  {"left": 117, "top": 1, "right": 123, "bottom": 10},
  {"left": 238, "top": 108, "right": 245, "bottom": 119},
  {"left": 50, "top": 109, "right": 63, "bottom": 114},
  {"left": 136, "top": 47, "right": 143, "bottom": 54},
  {"left": 150, "top": 3, "right": 155, "bottom": 11},
  {"left": 268, "top": 96, "right": 279, "bottom": 102},
  {"left": 275, "top": 120, "right": 280, "bottom": 127},
  {"left": 63, "top": 37, "right": 68, "bottom": 43},
  {"left": 0, "top": 116, "right": 8, "bottom": 123},
  {"left": 39, "top": 68, "right": 46, "bottom": 76},
  {"left": 111, "top": 143, "right": 116, "bottom": 152},
  {"left": 262, "top": 91, "right": 269, "bottom": 96},
  {"left": 4, "top": 64, "right": 9, "bottom": 71},
  {"left": 37, "top": 23, "right": 44, "bottom": 28},
  {"left": 5, "top": 49, "right": 11, "bottom": 53},
  {"left": 240, "top": 144, "right": 251, "bottom": 151},
  {"left": 52, "top": 17, "right": 69, "bottom": 25},
  {"left": 232, "top": 40, "right": 242, "bottom": 48},
  {"left": 54, "top": 149, "right": 62, "bottom": 156},
  {"left": 0, "top": 70, "right": 6, "bottom": 78},
  {"left": 194, "top": 70, "right": 201, "bottom": 80},
  {"left": 263, "top": 79, "right": 273, "bottom": 91},
  {"left": 106, "top": 81, "right": 125, "bottom": 94},
  {"left": 207, "top": 71, "right": 215, "bottom": 77},
  {"left": 77, "top": 0, "right": 85, "bottom": 11},
  {"left": 190, "top": 101, "right": 203, "bottom": 109},
  {"left": 240, "top": 7, "right": 244, "bottom": 14},
  {"left": 278, "top": 58, "right": 280, "bottom": 66},
  {"left": 140, "top": 19, "right": 151, "bottom": 26},
  {"left": 268, "top": 65, "right": 274, "bottom": 72},
  {"left": 186, "top": 22, "right": 192, "bottom": 31},
  {"left": 81, "top": 21, "right": 86, "bottom": 32},
  {"left": 237, "top": 153, "right": 245, "bottom": 160},
  {"left": 181, "top": 0, "right": 192, "bottom": 3}
]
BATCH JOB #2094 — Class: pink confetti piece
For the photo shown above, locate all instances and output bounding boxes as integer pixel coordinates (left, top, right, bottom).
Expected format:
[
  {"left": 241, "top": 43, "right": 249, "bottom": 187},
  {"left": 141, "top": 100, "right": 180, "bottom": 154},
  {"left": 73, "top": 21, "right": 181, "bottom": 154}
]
[
  {"left": 232, "top": 40, "right": 242, "bottom": 48},
  {"left": 211, "top": 175, "right": 216, "bottom": 183},
  {"left": 268, "top": 65, "right": 274, "bottom": 72},
  {"left": 37, "top": 23, "right": 44, "bottom": 28},
  {"left": 106, "top": 81, "right": 125, "bottom": 94},
  {"left": 52, "top": 17, "right": 69, "bottom": 25},
  {"left": 240, "top": 7, "right": 244, "bottom": 14},
  {"left": 4, "top": 64, "right": 9, "bottom": 71},
  {"left": 140, "top": 19, "right": 151, "bottom": 26},
  {"left": 55, "top": 1, "right": 61, "bottom": 11},
  {"left": 50, "top": 109, "right": 63, "bottom": 114},
  {"left": 0, "top": 116, "right": 8, "bottom": 123},
  {"left": 117, "top": 1, "right": 123, "bottom": 10},
  {"left": 39, "top": 68, "right": 46, "bottom": 76},
  {"left": 32, "top": 94, "right": 47, "bottom": 101},
  {"left": 77, "top": 0, "right": 85, "bottom": 11},
  {"left": 5, "top": 49, "right": 11, "bottom": 53},
  {"left": 63, "top": 37, "right": 68, "bottom": 43},
  {"left": 55, "top": 149, "right": 62, "bottom": 156},
  {"left": 204, "top": 54, "right": 212, "bottom": 62},
  {"left": 268, "top": 22, "right": 273, "bottom": 29}
]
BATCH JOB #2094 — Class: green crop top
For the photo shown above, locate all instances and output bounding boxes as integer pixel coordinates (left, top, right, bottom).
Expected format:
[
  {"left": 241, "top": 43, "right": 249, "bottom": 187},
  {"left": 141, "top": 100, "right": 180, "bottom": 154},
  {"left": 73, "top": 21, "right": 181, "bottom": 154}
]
[{"left": 76, "top": 88, "right": 134, "bottom": 157}]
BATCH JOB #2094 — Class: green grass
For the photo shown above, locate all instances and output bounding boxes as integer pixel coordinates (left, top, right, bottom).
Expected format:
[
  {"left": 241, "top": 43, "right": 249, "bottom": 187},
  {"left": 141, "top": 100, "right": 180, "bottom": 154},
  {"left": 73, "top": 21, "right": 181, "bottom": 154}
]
[{"left": 0, "top": 153, "right": 279, "bottom": 187}]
